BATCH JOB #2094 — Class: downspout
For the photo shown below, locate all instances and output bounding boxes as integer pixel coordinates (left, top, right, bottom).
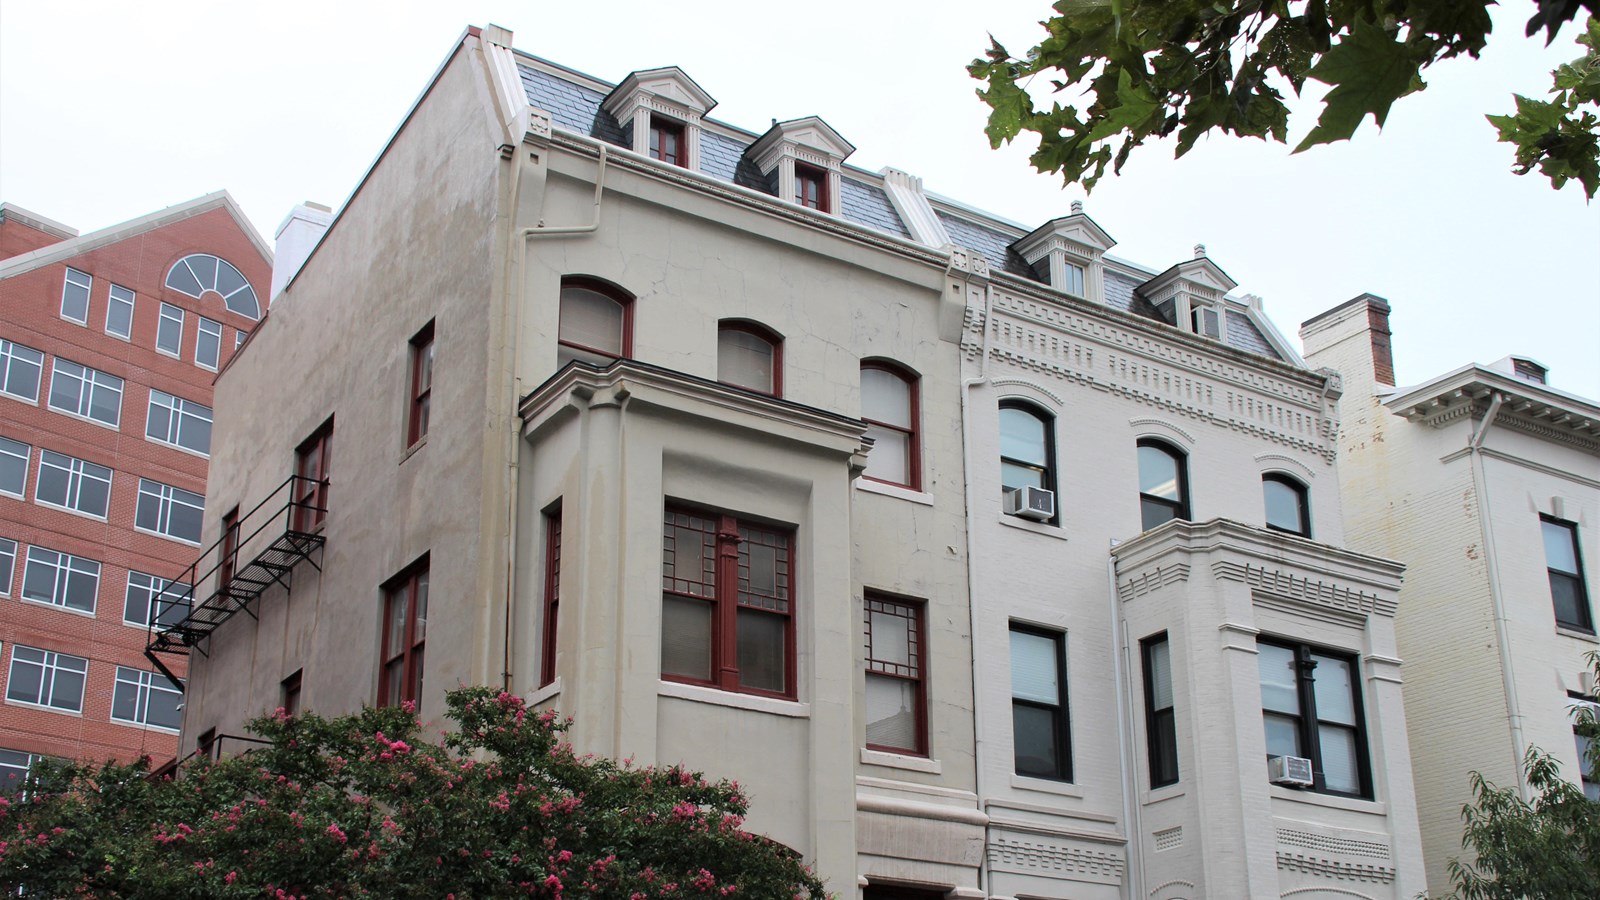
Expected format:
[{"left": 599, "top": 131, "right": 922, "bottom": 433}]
[
  {"left": 1469, "top": 392, "right": 1528, "bottom": 794},
  {"left": 503, "top": 144, "right": 611, "bottom": 691},
  {"left": 960, "top": 278, "right": 994, "bottom": 894},
  {"left": 1109, "top": 548, "right": 1142, "bottom": 900}
]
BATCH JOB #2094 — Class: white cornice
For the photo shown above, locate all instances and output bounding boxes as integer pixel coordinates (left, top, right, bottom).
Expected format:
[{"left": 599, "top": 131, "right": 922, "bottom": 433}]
[
  {"left": 1386, "top": 367, "right": 1600, "bottom": 454},
  {"left": 600, "top": 66, "right": 717, "bottom": 120},
  {"left": 747, "top": 116, "right": 856, "bottom": 174}
]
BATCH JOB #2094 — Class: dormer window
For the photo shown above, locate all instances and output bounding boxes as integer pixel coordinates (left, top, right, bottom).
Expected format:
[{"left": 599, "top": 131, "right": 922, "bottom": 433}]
[
  {"left": 1513, "top": 358, "right": 1548, "bottom": 384},
  {"left": 1191, "top": 304, "right": 1222, "bottom": 339},
  {"left": 747, "top": 117, "right": 855, "bottom": 217},
  {"left": 1062, "top": 262, "right": 1085, "bottom": 298},
  {"left": 795, "top": 163, "right": 828, "bottom": 212},
  {"left": 649, "top": 115, "right": 687, "bottom": 167},
  {"left": 1012, "top": 204, "right": 1116, "bottom": 303},
  {"left": 601, "top": 67, "right": 717, "bottom": 172},
  {"left": 1138, "top": 246, "right": 1239, "bottom": 342}
]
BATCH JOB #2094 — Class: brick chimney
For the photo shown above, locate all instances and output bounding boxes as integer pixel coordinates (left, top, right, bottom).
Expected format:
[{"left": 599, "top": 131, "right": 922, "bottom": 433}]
[{"left": 1300, "top": 293, "right": 1396, "bottom": 387}]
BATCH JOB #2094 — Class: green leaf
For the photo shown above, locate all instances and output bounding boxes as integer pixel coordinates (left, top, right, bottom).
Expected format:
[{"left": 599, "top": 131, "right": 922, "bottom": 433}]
[{"left": 1295, "top": 17, "right": 1423, "bottom": 151}]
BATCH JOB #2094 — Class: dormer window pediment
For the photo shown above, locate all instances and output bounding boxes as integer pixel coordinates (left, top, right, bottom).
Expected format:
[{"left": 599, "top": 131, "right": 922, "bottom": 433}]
[
  {"left": 747, "top": 117, "right": 855, "bottom": 215},
  {"left": 601, "top": 67, "right": 717, "bottom": 170},
  {"left": 1138, "top": 248, "right": 1240, "bottom": 341},
  {"left": 1011, "top": 206, "right": 1117, "bottom": 301}
]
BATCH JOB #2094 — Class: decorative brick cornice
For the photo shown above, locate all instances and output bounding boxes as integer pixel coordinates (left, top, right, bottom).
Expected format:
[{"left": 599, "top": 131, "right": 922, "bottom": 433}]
[
  {"left": 987, "top": 836, "right": 1125, "bottom": 885},
  {"left": 1276, "top": 852, "right": 1396, "bottom": 884},
  {"left": 1117, "top": 564, "right": 1190, "bottom": 602},
  {"left": 1212, "top": 560, "right": 1398, "bottom": 619}
]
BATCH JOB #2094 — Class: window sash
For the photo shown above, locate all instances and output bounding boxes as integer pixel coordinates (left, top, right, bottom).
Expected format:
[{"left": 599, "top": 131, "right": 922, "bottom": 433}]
[
  {"left": 558, "top": 286, "right": 627, "bottom": 364},
  {"left": 196, "top": 317, "right": 222, "bottom": 370},
  {"left": 35, "top": 449, "right": 112, "bottom": 518},
  {"left": 61, "top": 268, "right": 91, "bottom": 324},
  {"left": 1142, "top": 634, "right": 1178, "bottom": 787},
  {"left": 408, "top": 325, "right": 434, "bottom": 446},
  {"left": 540, "top": 511, "right": 561, "bottom": 687},
  {"left": 0, "top": 339, "right": 44, "bottom": 403},
  {"left": 862, "top": 365, "right": 918, "bottom": 489},
  {"left": 1010, "top": 625, "right": 1071, "bottom": 781},
  {"left": 379, "top": 565, "right": 428, "bottom": 709},
  {"left": 1264, "top": 475, "right": 1310, "bottom": 536},
  {"left": 0, "top": 436, "right": 28, "bottom": 498},
  {"left": 21, "top": 545, "right": 99, "bottom": 613},
  {"left": 1258, "top": 639, "right": 1370, "bottom": 797},
  {"left": 106, "top": 285, "right": 135, "bottom": 338},
  {"left": 294, "top": 425, "right": 332, "bottom": 531},
  {"left": 123, "top": 571, "right": 192, "bottom": 628},
  {"left": 146, "top": 390, "right": 213, "bottom": 455},
  {"left": 48, "top": 358, "right": 123, "bottom": 426},
  {"left": 0, "top": 538, "right": 15, "bottom": 597},
  {"left": 864, "top": 595, "right": 925, "bottom": 755},
  {"left": 110, "top": 666, "right": 182, "bottom": 730},
  {"left": 135, "top": 478, "right": 205, "bottom": 544},
  {"left": 1543, "top": 517, "right": 1592, "bottom": 631},
  {"left": 156, "top": 303, "right": 185, "bottom": 356},
  {"left": 6, "top": 646, "right": 88, "bottom": 712}
]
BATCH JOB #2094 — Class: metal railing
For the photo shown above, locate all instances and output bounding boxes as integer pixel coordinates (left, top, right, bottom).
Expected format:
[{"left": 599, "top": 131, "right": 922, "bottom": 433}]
[{"left": 144, "top": 474, "right": 328, "bottom": 690}]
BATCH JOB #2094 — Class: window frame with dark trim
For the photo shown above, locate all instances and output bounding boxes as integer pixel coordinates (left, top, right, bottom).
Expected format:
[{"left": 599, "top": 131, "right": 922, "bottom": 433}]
[
  {"left": 999, "top": 400, "right": 1058, "bottom": 523},
  {"left": 282, "top": 669, "right": 303, "bottom": 718},
  {"left": 863, "top": 592, "right": 927, "bottom": 756},
  {"left": 293, "top": 419, "right": 333, "bottom": 533},
  {"left": 648, "top": 114, "right": 687, "bottom": 167},
  {"left": 407, "top": 321, "right": 435, "bottom": 448},
  {"left": 378, "top": 556, "right": 428, "bottom": 710},
  {"left": 557, "top": 277, "right": 633, "bottom": 368},
  {"left": 1263, "top": 472, "right": 1311, "bottom": 537},
  {"left": 1137, "top": 438, "right": 1191, "bottom": 530},
  {"left": 1142, "top": 632, "right": 1178, "bottom": 788},
  {"left": 794, "top": 162, "right": 828, "bottom": 212},
  {"left": 716, "top": 320, "right": 783, "bottom": 397},
  {"left": 860, "top": 361, "right": 920, "bottom": 491},
  {"left": 659, "top": 506, "right": 796, "bottom": 700},
  {"left": 1258, "top": 637, "right": 1372, "bottom": 799},
  {"left": 1543, "top": 515, "right": 1593, "bottom": 633},
  {"left": 1010, "top": 622, "right": 1072, "bottom": 782},
  {"left": 540, "top": 508, "right": 562, "bottom": 688}
]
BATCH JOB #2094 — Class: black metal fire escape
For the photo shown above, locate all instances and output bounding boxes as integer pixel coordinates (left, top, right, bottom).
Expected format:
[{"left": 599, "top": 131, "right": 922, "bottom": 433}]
[{"left": 144, "top": 474, "right": 327, "bottom": 691}]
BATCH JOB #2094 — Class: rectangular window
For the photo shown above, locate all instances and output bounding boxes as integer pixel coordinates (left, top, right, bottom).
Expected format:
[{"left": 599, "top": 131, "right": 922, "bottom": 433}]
[
  {"left": 407, "top": 321, "right": 434, "bottom": 447},
  {"left": 21, "top": 545, "right": 99, "bottom": 614},
  {"left": 219, "top": 507, "right": 240, "bottom": 595},
  {"left": 648, "top": 115, "right": 686, "bottom": 167},
  {"left": 1573, "top": 696, "right": 1600, "bottom": 801},
  {"left": 156, "top": 302, "right": 185, "bottom": 356},
  {"left": 196, "top": 317, "right": 222, "bottom": 370},
  {"left": 0, "top": 339, "right": 45, "bottom": 403},
  {"left": 1142, "top": 633, "right": 1178, "bottom": 787},
  {"left": 1062, "top": 262, "right": 1085, "bottom": 297},
  {"left": 794, "top": 163, "right": 828, "bottom": 212},
  {"left": 123, "top": 571, "right": 191, "bottom": 629},
  {"left": 48, "top": 357, "right": 123, "bottom": 427},
  {"left": 6, "top": 645, "right": 88, "bottom": 713},
  {"left": 135, "top": 478, "right": 205, "bottom": 544},
  {"left": 110, "top": 667, "right": 183, "bottom": 731},
  {"left": 1543, "top": 516, "right": 1592, "bottom": 632},
  {"left": 0, "top": 748, "right": 44, "bottom": 796},
  {"left": 60, "top": 267, "right": 91, "bottom": 324},
  {"left": 282, "top": 670, "right": 303, "bottom": 718},
  {"left": 105, "top": 285, "right": 135, "bottom": 338},
  {"left": 0, "top": 538, "right": 15, "bottom": 597},
  {"left": 1192, "top": 305, "right": 1222, "bottom": 339},
  {"left": 0, "top": 436, "right": 28, "bottom": 498},
  {"left": 1259, "top": 639, "right": 1371, "bottom": 797},
  {"left": 293, "top": 420, "right": 332, "bottom": 532},
  {"left": 660, "top": 507, "right": 795, "bottom": 698},
  {"left": 235, "top": 329, "right": 249, "bottom": 351},
  {"left": 540, "top": 509, "right": 561, "bottom": 688},
  {"left": 379, "top": 558, "right": 428, "bottom": 709},
  {"left": 864, "top": 594, "right": 926, "bottom": 755},
  {"left": 34, "top": 449, "right": 112, "bottom": 519},
  {"left": 146, "top": 389, "right": 213, "bottom": 455},
  {"left": 1011, "top": 624, "right": 1071, "bottom": 781}
]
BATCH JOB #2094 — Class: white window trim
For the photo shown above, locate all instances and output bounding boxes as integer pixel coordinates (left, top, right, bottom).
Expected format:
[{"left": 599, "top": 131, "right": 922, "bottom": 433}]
[
  {"left": 0, "top": 340, "right": 46, "bottom": 406},
  {"left": 109, "top": 666, "right": 183, "bottom": 733},
  {"left": 33, "top": 450, "right": 112, "bottom": 521},
  {"left": 860, "top": 747, "right": 943, "bottom": 774},
  {"left": 657, "top": 680, "right": 810, "bottom": 718},
  {"left": 46, "top": 358, "right": 124, "bottom": 430},
  {"left": 156, "top": 302, "right": 185, "bottom": 359},
  {"left": 145, "top": 390, "right": 212, "bottom": 458},
  {"left": 60, "top": 267, "right": 91, "bottom": 325},
  {"left": 195, "top": 317, "right": 222, "bottom": 371},
  {"left": 134, "top": 478, "right": 205, "bottom": 546},
  {"left": 0, "top": 537, "right": 16, "bottom": 598},
  {"left": 121, "top": 571, "right": 191, "bottom": 629},
  {"left": 0, "top": 437, "right": 28, "bottom": 500},
  {"left": 20, "top": 545, "right": 100, "bottom": 616},
  {"left": 105, "top": 284, "right": 135, "bottom": 341},
  {"left": 5, "top": 646, "right": 88, "bottom": 716}
]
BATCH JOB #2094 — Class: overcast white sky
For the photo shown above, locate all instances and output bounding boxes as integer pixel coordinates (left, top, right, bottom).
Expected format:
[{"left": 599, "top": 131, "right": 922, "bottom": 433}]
[{"left": 3, "top": 0, "right": 1596, "bottom": 396}]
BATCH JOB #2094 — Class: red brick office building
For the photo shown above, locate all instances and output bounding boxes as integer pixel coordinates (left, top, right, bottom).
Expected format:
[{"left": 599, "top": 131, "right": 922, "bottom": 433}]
[{"left": 0, "top": 195, "right": 270, "bottom": 784}]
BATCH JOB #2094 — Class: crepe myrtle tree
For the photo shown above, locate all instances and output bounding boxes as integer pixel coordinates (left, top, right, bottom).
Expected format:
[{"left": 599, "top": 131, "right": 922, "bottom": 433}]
[
  {"left": 970, "top": 1, "right": 1600, "bottom": 198},
  {"left": 0, "top": 687, "right": 828, "bottom": 899},
  {"left": 1444, "top": 651, "right": 1600, "bottom": 899}
]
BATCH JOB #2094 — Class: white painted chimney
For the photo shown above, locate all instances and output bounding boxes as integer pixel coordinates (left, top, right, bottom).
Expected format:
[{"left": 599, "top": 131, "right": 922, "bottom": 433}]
[{"left": 270, "top": 201, "right": 333, "bottom": 303}]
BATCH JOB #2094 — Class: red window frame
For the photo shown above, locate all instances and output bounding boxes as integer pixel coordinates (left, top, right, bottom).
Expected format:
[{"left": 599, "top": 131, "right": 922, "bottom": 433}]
[
  {"left": 716, "top": 320, "right": 783, "bottom": 397},
  {"left": 540, "top": 509, "right": 562, "bottom": 688},
  {"left": 557, "top": 277, "right": 634, "bottom": 367},
  {"left": 860, "top": 361, "right": 920, "bottom": 491},
  {"left": 407, "top": 321, "right": 434, "bottom": 448},
  {"left": 379, "top": 558, "right": 428, "bottom": 710},
  {"left": 281, "top": 669, "right": 302, "bottom": 718},
  {"left": 648, "top": 115, "right": 687, "bottom": 167},
  {"left": 293, "top": 419, "right": 332, "bottom": 533},
  {"left": 794, "top": 163, "right": 828, "bottom": 212},
  {"left": 218, "top": 506, "right": 240, "bottom": 595},
  {"left": 660, "top": 507, "right": 796, "bottom": 700},
  {"left": 864, "top": 593, "right": 927, "bottom": 756}
]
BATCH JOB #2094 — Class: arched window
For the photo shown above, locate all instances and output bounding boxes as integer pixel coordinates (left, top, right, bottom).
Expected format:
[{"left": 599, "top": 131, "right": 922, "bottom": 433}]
[
  {"left": 1137, "top": 439, "right": 1189, "bottom": 530},
  {"left": 717, "top": 321, "right": 782, "bottom": 396},
  {"left": 165, "top": 254, "right": 260, "bottom": 320},
  {"left": 558, "top": 278, "right": 632, "bottom": 367},
  {"left": 1263, "top": 473, "right": 1310, "bottom": 537},
  {"left": 861, "top": 361, "right": 918, "bottom": 489},
  {"left": 1000, "top": 401, "right": 1055, "bottom": 500}
]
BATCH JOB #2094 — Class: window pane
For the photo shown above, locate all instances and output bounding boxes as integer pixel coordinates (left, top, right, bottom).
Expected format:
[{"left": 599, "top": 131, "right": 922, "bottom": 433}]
[
  {"left": 862, "top": 368, "right": 911, "bottom": 428},
  {"left": 869, "top": 610, "right": 911, "bottom": 667},
  {"left": 111, "top": 678, "right": 139, "bottom": 722},
  {"left": 718, "top": 328, "right": 775, "bottom": 393},
  {"left": 1001, "top": 461, "right": 1046, "bottom": 493},
  {"left": 1319, "top": 724, "right": 1361, "bottom": 793},
  {"left": 863, "top": 424, "right": 909, "bottom": 485},
  {"left": 1147, "top": 639, "right": 1172, "bottom": 710},
  {"left": 1138, "top": 445, "right": 1182, "bottom": 500},
  {"left": 7, "top": 657, "right": 43, "bottom": 704},
  {"left": 50, "top": 665, "right": 84, "bottom": 712},
  {"left": 999, "top": 407, "right": 1046, "bottom": 465},
  {"left": 661, "top": 595, "right": 712, "bottom": 680},
  {"left": 1553, "top": 574, "right": 1588, "bottom": 628},
  {"left": 1010, "top": 630, "right": 1059, "bottom": 704},
  {"left": 1264, "top": 478, "right": 1306, "bottom": 533},
  {"left": 385, "top": 591, "right": 409, "bottom": 658},
  {"left": 1141, "top": 499, "right": 1178, "bottom": 531},
  {"left": 146, "top": 682, "right": 183, "bottom": 729},
  {"left": 414, "top": 573, "right": 429, "bottom": 644},
  {"left": 866, "top": 674, "right": 917, "bottom": 750},
  {"left": 559, "top": 288, "right": 623, "bottom": 356},
  {"left": 1543, "top": 520, "right": 1579, "bottom": 574},
  {"left": 736, "top": 608, "right": 785, "bottom": 693},
  {"left": 1258, "top": 644, "right": 1300, "bottom": 714},
  {"left": 1013, "top": 704, "right": 1062, "bottom": 777},
  {"left": 1264, "top": 712, "right": 1302, "bottom": 759},
  {"left": 1311, "top": 654, "right": 1357, "bottom": 726}
]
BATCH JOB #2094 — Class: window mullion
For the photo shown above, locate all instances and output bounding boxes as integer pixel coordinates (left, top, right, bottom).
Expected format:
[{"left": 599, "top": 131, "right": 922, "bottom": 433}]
[
  {"left": 1294, "top": 649, "right": 1325, "bottom": 790},
  {"left": 715, "top": 516, "right": 740, "bottom": 691}
]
